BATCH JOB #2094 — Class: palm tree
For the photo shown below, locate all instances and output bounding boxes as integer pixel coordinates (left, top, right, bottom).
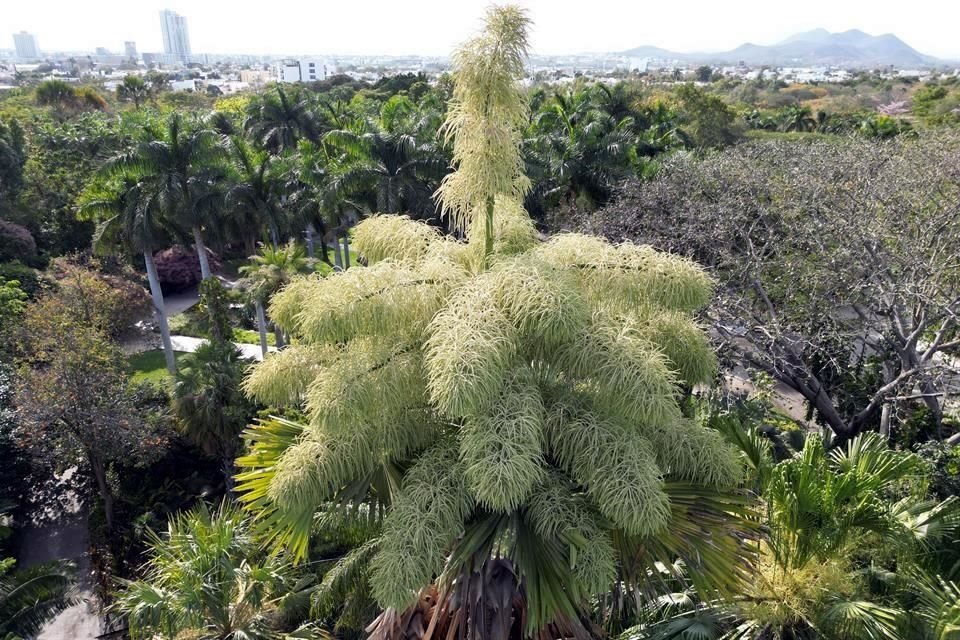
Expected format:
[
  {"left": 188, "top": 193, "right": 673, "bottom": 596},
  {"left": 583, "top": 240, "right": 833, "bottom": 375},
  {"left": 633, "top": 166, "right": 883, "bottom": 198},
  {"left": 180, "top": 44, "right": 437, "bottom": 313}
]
[
  {"left": 526, "top": 88, "right": 636, "bottom": 208},
  {"left": 237, "top": 8, "right": 754, "bottom": 639},
  {"left": 324, "top": 96, "right": 448, "bottom": 217},
  {"left": 117, "top": 75, "right": 150, "bottom": 108},
  {"left": 225, "top": 138, "right": 287, "bottom": 251},
  {"left": 173, "top": 341, "right": 253, "bottom": 492},
  {"left": 79, "top": 178, "right": 180, "bottom": 374},
  {"left": 290, "top": 140, "right": 362, "bottom": 269},
  {"left": 635, "top": 424, "right": 960, "bottom": 640},
  {"left": 238, "top": 241, "right": 307, "bottom": 355},
  {"left": 114, "top": 504, "right": 321, "bottom": 640},
  {"left": 779, "top": 105, "right": 817, "bottom": 133},
  {"left": 244, "top": 86, "right": 321, "bottom": 154},
  {"left": 1, "top": 559, "right": 75, "bottom": 639},
  {"left": 106, "top": 113, "right": 228, "bottom": 280},
  {"left": 591, "top": 82, "right": 641, "bottom": 125}
]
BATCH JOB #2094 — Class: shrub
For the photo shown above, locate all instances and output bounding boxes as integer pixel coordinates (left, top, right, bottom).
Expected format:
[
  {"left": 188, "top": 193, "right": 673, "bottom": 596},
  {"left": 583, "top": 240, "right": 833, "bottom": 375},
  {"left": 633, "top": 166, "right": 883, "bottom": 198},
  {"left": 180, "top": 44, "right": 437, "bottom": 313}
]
[
  {"left": 0, "top": 262, "right": 44, "bottom": 297},
  {"left": 0, "top": 220, "right": 36, "bottom": 262},
  {"left": 47, "top": 258, "right": 150, "bottom": 338},
  {"left": 153, "top": 245, "right": 221, "bottom": 293}
]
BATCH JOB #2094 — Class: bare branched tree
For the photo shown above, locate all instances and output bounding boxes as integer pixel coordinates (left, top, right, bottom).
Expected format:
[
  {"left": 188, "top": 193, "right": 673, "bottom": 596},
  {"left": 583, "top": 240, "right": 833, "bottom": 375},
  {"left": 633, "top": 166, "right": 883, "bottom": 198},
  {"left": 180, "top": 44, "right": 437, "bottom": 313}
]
[{"left": 579, "top": 133, "right": 960, "bottom": 443}]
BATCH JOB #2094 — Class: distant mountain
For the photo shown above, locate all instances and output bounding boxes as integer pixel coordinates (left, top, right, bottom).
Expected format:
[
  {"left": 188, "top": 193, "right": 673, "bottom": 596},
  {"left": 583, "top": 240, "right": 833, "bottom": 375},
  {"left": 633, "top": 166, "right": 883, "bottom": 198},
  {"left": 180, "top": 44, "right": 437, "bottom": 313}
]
[{"left": 622, "top": 29, "right": 947, "bottom": 68}]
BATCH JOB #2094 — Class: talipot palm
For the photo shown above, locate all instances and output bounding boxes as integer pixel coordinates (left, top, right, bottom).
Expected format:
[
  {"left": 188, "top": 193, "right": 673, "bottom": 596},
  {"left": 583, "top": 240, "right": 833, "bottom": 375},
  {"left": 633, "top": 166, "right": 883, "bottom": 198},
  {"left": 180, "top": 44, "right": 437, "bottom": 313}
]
[{"left": 237, "top": 7, "right": 753, "bottom": 640}]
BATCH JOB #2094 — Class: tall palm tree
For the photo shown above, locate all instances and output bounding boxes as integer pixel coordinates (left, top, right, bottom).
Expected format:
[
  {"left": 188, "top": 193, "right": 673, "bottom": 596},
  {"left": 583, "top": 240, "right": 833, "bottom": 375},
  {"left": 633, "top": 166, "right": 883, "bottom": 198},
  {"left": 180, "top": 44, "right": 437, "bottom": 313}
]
[
  {"left": 324, "top": 96, "right": 448, "bottom": 217},
  {"left": 0, "top": 559, "right": 75, "bottom": 639},
  {"left": 106, "top": 113, "right": 228, "bottom": 280},
  {"left": 239, "top": 241, "right": 307, "bottom": 354},
  {"left": 243, "top": 86, "right": 321, "bottom": 154},
  {"left": 527, "top": 88, "right": 636, "bottom": 208},
  {"left": 225, "top": 138, "right": 287, "bottom": 251},
  {"left": 79, "top": 178, "right": 180, "bottom": 374},
  {"left": 291, "top": 140, "right": 359, "bottom": 268}
]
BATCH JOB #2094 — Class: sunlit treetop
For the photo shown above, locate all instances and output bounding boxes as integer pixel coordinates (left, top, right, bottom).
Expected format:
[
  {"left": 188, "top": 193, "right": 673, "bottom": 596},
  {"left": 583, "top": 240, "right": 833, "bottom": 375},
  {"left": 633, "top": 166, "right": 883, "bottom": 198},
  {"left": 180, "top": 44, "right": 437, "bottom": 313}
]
[{"left": 236, "top": 5, "right": 749, "bottom": 637}]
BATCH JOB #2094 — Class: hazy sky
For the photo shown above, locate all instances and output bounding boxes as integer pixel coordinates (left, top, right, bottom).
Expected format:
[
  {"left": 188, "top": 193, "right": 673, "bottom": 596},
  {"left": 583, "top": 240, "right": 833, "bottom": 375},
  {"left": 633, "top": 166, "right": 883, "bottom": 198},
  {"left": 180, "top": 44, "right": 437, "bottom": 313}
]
[{"left": 6, "top": 0, "right": 960, "bottom": 59}]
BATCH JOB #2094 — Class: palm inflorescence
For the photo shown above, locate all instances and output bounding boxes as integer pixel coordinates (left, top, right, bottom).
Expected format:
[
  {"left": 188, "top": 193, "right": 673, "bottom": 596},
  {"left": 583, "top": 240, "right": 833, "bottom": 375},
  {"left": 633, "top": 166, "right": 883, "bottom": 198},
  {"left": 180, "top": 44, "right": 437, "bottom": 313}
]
[{"left": 238, "top": 201, "right": 752, "bottom": 635}]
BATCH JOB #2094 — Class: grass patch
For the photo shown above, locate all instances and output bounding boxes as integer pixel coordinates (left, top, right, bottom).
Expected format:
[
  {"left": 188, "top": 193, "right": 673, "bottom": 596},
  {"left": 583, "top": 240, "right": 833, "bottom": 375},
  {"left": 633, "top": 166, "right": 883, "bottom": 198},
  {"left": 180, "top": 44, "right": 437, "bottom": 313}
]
[
  {"left": 168, "top": 308, "right": 206, "bottom": 337},
  {"left": 744, "top": 130, "right": 839, "bottom": 142},
  {"left": 233, "top": 327, "right": 276, "bottom": 346},
  {"left": 128, "top": 350, "right": 187, "bottom": 387}
]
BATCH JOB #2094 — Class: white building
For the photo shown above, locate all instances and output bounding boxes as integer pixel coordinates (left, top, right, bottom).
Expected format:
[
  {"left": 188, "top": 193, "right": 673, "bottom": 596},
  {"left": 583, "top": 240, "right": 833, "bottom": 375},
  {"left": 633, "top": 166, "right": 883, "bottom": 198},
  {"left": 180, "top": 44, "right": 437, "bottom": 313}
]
[
  {"left": 13, "top": 31, "right": 40, "bottom": 59},
  {"left": 160, "top": 9, "right": 191, "bottom": 63},
  {"left": 170, "top": 78, "right": 197, "bottom": 92},
  {"left": 240, "top": 68, "right": 274, "bottom": 85},
  {"left": 124, "top": 41, "right": 138, "bottom": 59},
  {"left": 276, "top": 58, "right": 332, "bottom": 83}
]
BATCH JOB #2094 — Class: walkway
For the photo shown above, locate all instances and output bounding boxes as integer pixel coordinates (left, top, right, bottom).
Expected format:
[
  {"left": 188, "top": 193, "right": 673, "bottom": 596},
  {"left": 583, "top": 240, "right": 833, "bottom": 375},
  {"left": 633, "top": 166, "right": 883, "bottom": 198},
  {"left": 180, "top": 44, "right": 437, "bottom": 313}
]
[
  {"left": 170, "top": 334, "right": 277, "bottom": 361},
  {"left": 19, "top": 469, "right": 102, "bottom": 640}
]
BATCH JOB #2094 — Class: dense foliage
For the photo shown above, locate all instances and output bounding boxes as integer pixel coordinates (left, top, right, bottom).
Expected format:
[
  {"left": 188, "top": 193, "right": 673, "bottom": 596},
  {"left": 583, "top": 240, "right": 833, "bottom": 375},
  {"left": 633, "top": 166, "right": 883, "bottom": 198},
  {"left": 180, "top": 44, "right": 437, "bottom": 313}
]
[{"left": 1, "top": 5, "right": 959, "bottom": 640}]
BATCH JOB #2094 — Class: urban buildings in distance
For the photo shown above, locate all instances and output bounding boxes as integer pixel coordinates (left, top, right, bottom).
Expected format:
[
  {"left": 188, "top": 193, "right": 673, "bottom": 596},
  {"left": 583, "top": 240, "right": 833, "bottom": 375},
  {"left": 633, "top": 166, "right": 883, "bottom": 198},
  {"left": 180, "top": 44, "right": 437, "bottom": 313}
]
[
  {"left": 277, "top": 58, "right": 332, "bottom": 83},
  {"left": 159, "top": 9, "right": 191, "bottom": 63},
  {"left": 13, "top": 31, "right": 40, "bottom": 60}
]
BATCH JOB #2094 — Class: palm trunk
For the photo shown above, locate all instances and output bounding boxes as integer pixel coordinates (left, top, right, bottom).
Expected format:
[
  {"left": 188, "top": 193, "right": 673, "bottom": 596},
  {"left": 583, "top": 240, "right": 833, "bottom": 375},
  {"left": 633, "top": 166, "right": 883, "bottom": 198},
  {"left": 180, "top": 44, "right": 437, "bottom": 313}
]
[
  {"left": 319, "top": 235, "right": 330, "bottom": 264},
  {"left": 144, "top": 249, "right": 176, "bottom": 374},
  {"left": 342, "top": 234, "right": 351, "bottom": 269},
  {"left": 333, "top": 236, "right": 344, "bottom": 272},
  {"left": 192, "top": 226, "right": 212, "bottom": 280},
  {"left": 255, "top": 299, "right": 269, "bottom": 358},
  {"left": 305, "top": 223, "right": 316, "bottom": 259},
  {"left": 273, "top": 324, "right": 285, "bottom": 349},
  {"left": 269, "top": 225, "right": 279, "bottom": 251}
]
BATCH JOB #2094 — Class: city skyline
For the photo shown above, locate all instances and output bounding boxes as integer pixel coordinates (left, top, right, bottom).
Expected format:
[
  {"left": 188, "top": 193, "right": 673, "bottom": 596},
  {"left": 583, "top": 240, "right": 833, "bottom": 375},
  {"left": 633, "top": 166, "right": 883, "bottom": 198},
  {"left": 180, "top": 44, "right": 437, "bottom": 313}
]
[
  {"left": 5, "top": 0, "right": 960, "bottom": 60},
  {"left": 159, "top": 9, "right": 191, "bottom": 62}
]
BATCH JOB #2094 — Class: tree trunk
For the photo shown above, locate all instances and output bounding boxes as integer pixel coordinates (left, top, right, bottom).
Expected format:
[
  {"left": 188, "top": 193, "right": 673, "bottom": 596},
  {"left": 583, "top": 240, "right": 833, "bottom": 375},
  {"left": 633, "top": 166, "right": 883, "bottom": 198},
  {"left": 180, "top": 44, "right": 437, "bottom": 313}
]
[
  {"left": 89, "top": 455, "right": 114, "bottom": 531},
  {"left": 193, "top": 226, "right": 212, "bottom": 280},
  {"left": 144, "top": 249, "right": 177, "bottom": 374},
  {"left": 333, "top": 236, "right": 344, "bottom": 272},
  {"left": 222, "top": 455, "right": 236, "bottom": 495},
  {"left": 879, "top": 403, "right": 892, "bottom": 440},
  {"left": 255, "top": 299, "right": 269, "bottom": 358},
  {"left": 305, "top": 223, "right": 316, "bottom": 259},
  {"left": 342, "top": 234, "right": 351, "bottom": 269},
  {"left": 269, "top": 225, "right": 279, "bottom": 251},
  {"left": 273, "top": 324, "right": 285, "bottom": 349}
]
